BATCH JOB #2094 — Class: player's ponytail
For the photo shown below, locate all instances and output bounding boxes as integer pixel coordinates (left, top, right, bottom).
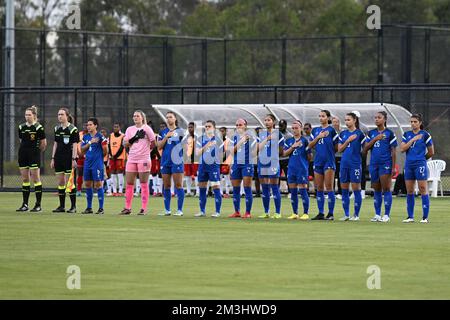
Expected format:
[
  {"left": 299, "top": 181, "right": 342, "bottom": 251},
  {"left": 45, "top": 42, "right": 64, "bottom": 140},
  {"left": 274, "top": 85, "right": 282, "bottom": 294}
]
[
  {"left": 378, "top": 111, "right": 388, "bottom": 128},
  {"left": 265, "top": 114, "right": 277, "bottom": 129},
  {"left": 166, "top": 111, "right": 178, "bottom": 127},
  {"left": 59, "top": 107, "right": 73, "bottom": 123},
  {"left": 87, "top": 117, "right": 99, "bottom": 128},
  {"left": 347, "top": 112, "right": 360, "bottom": 129},
  {"left": 321, "top": 110, "right": 332, "bottom": 125},
  {"left": 135, "top": 110, "right": 147, "bottom": 125},
  {"left": 411, "top": 113, "right": 424, "bottom": 130},
  {"left": 26, "top": 105, "right": 38, "bottom": 122}
]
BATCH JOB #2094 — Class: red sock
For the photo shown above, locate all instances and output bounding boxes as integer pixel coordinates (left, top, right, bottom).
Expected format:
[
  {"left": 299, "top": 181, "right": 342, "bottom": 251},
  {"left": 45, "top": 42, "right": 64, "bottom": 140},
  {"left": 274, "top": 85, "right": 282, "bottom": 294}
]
[
  {"left": 77, "top": 176, "right": 83, "bottom": 191},
  {"left": 125, "top": 184, "right": 134, "bottom": 209}
]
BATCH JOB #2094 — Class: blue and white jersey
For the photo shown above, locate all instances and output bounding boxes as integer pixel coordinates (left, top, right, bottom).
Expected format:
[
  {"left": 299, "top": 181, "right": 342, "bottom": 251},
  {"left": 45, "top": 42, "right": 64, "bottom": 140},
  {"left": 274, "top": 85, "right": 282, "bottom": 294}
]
[
  {"left": 257, "top": 129, "right": 284, "bottom": 168},
  {"left": 402, "top": 130, "right": 433, "bottom": 165},
  {"left": 367, "top": 128, "right": 398, "bottom": 165},
  {"left": 158, "top": 127, "right": 185, "bottom": 166},
  {"left": 81, "top": 132, "right": 107, "bottom": 169},
  {"left": 339, "top": 129, "right": 366, "bottom": 168},
  {"left": 310, "top": 126, "right": 339, "bottom": 166},
  {"left": 230, "top": 131, "right": 257, "bottom": 166},
  {"left": 284, "top": 136, "right": 311, "bottom": 173},
  {"left": 196, "top": 134, "right": 221, "bottom": 169}
]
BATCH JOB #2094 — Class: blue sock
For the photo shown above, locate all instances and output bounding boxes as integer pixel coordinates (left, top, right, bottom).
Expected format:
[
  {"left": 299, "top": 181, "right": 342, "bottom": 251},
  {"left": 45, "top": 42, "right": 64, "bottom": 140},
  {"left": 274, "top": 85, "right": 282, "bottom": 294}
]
[
  {"left": 317, "top": 191, "right": 325, "bottom": 214},
  {"left": 244, "top": 186, "right": 253, "bottom": 213},
  {"left": 407, "top": 194, "right": 415, "bottom": 219},
  {"left": 299, "top": 188, "right": 309, "bottom": 214},
  {"left": 290, "top": 187, "right": 298, "bottom": 214},
  {"left": 199, "top": 187, "right": 207, "bottom": 213},
  {"left": 354, "top": 190, "right": 362, "bottom": 217},
  {"left": 86, "top": 188, "right": 93, "bottom": 209},
  {"left": 421, "top": 194, "right": 430, "bottom": 220},
  {"left": 233, "top": 186, "right": 241, "bottom": 213},
  {"left": 374, "top": 191, "right": 382, "bottom": 216},
  {"left": 163, "top": 188, "right": 171, "bottom": 211},
  {"left": 213, "top": 188, "right": 222, "bottom": 213},
  {"left": 271, "top": 184, "right": 281, "bottom": 214},
  {"left": 383, "top": 191, "right": 392, "bottom": 216},
  {"left": 176, "top": 188, "right": 184, "bottom": 212},
  {"left": 261, "top": 184, "right": 271, "bottom": 214},
  {"left": 327, "top": 191, "right": 335, "bottom": 215},
  {"left": 97, "top": 188, "right": 104, "bottom": 209},
  {"left": 342, "top": 189, "right": 350, "bottom": 217}
]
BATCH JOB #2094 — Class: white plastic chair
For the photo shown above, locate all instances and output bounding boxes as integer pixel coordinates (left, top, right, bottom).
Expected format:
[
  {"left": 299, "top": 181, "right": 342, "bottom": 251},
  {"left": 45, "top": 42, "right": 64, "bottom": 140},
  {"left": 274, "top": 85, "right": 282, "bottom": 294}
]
[{"left": 427, "top": 160, "right": 446, "bottom": 197}]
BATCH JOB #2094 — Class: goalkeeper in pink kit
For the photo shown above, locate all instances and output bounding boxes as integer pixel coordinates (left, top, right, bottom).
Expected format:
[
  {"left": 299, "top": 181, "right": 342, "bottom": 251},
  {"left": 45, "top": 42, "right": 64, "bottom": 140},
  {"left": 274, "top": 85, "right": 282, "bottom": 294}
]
[{"left": 119, "top": 110, "right": 156, "bottom": 215}]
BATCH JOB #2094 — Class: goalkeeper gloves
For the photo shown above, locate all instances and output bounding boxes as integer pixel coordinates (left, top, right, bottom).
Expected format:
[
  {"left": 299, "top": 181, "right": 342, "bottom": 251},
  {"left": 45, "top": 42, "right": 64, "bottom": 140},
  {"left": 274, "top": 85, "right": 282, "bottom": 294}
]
[{"left": 129, "top": 129, "right": 145, "bottom": 144}]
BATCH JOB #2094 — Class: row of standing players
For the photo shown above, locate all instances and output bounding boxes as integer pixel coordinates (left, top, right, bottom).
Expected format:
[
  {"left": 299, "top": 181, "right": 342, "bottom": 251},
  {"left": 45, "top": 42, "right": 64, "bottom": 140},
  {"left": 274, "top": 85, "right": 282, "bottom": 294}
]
[{"left": 16, "top": 107, "right": 434, "bottom": 223}]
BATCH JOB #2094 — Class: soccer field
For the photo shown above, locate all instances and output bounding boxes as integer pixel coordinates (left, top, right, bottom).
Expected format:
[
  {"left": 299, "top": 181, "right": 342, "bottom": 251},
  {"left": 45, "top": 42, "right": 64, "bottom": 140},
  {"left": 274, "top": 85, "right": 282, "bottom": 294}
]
[{"left": 0, "top": 192, "right": 449, "bottom": 300}]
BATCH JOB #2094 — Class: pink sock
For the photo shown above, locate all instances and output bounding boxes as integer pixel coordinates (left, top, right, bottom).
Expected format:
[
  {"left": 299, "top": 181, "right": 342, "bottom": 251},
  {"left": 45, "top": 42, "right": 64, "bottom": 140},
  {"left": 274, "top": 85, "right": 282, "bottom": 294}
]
[
  {"left": 125, "top": 184, "right": 134, "bottom": 209},
  {"left": 140, "top": 182, "right": 149, "bottom": 211}
]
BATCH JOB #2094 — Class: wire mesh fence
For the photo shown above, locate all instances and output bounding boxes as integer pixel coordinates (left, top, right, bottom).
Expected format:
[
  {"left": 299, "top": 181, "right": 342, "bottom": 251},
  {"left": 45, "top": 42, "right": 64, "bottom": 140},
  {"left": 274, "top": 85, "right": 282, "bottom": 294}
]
[{"left": 2, "top": 25, "right": 450, "bottom": 89}]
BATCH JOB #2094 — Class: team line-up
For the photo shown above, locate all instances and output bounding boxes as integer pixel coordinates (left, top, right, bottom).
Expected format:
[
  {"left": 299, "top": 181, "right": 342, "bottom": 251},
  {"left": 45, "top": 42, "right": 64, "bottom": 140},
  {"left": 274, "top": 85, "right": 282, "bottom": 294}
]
[{"left": 16, "top": 106, "right": 434, "bottom": 223}]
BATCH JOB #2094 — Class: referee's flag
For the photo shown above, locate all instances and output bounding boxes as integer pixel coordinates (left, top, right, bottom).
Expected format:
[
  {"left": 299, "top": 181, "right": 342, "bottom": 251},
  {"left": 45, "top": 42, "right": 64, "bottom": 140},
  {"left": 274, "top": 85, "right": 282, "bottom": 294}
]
[{"left": 66, "top": 168, "right": 75, "bottom": 193}]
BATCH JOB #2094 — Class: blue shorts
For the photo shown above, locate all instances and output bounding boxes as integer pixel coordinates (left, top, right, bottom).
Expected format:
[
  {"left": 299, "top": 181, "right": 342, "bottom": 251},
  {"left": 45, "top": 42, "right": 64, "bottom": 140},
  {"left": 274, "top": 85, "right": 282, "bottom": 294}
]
[
  {"left": 340, "top": 166, "right": 362, "bottom": 184},
  {"left": 404, "top": 162, "right": 428, "bottom": 181},
  {"left": 230, "top": 164, "right": 254, "bottom": 180},
  {"left": 161, "top": 164, "right": 184, "bottom": 175},
  {"left": 84, "top": 166, "right": 104, "bottom": 182},
  {"left": 258, "top": 165, "right": 280, "bottom": 178},
  {"left": 287, "top": 170, "right": 308, "bottom": 184},
  {"left": 313, "top": 161, "right": 336, "bottom": 175},
  {"left": 198, "top": 166, "right": 220, "bottom": 182},
  {"left": 369, "top": 163, "right": 392, "bottom": 183}
]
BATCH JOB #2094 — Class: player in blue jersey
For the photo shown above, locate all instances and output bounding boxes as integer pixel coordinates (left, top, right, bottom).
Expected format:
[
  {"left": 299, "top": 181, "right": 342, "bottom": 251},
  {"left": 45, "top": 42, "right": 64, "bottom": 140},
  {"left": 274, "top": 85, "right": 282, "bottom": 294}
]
[
  {"left": 283, "top": 120, "right": 312, "bottom": 220},
  {"left": 364, "top": 111, "right": 398, "bottom": 223},
  {"left": 308, "top": 110, "right": 339, "bottom": 220},
  {"left": 228, "top": 118, "right": 257, "bottom": 219},
  {"left": 400, "top": 114, "right": 434, "bottom": 223},
  {"left": 80, "top": 118, "right": 108, "bottom": 214},
  {"left": 257, "top": 114, "right": 285, "bottom": 219},
  {"left": 337, "top": 113, "right": 366, "bottom": 221},
  {"left": 157, "top": 112, "right": 186, "bottom": 216},
  {"left": 194, "top": 120, "right": 223, "bottom": 218}
]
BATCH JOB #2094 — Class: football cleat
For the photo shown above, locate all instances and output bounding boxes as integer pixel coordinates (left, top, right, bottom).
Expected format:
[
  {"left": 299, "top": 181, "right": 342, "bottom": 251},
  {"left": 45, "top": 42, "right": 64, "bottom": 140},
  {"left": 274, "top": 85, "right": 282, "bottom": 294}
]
[
  {"left": 370, "top": 215, "right": 382, "bottom": 222},
  {"left": 16, "top": 204, "right": 29, "bottom": 212}
]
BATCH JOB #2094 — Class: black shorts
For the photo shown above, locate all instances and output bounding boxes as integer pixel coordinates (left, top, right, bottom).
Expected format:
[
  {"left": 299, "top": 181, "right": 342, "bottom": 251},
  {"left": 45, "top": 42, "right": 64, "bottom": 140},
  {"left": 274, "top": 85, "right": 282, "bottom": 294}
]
[
  {"left": 18, "top": 147, "right": 41, "bottom": 169},
  {"left": 54, "top": 155, "right": 72, "bottom": 174}
]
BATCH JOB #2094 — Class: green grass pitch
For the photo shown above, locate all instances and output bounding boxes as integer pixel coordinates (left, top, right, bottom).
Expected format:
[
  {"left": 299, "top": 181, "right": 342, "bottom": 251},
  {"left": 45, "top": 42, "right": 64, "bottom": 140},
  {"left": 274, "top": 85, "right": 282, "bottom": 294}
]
[{"left": 0, "top": 192, "right": 449, "bottom": 299}]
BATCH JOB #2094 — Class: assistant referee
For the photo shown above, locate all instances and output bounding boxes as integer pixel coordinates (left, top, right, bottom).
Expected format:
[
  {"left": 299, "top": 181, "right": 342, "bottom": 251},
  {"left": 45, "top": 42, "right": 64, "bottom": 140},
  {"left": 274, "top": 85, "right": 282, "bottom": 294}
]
[
  {"left": 16, "top": 105, "right": 47, "bottom": 212},
  {"left": 50, "top": 108, "right": 79, "bottom": 213}
]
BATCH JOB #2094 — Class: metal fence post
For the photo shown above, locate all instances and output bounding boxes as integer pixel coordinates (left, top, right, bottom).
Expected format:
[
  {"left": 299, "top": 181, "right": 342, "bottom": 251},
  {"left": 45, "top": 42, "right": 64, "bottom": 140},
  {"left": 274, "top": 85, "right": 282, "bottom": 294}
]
[
  {"left": 82, "top": 32, "right": 88, "bottom": 123},
  {"left": 377, "top": 28, "right": 384, "bottom": 84},
  {"left": 163, "top": 37, "right": 168, "bottom": 86},
  {"left": 92, "top": 91, "right": 96, "bottom": 117},
  {"left": 223, "top": 39, "right": 227, "bottom": 104},
  {"left": 424, "top": 30, "right": 431, "bottom": 127},
  {"left": 202, "top": 39, "right": 208, "bottom": 103},
  {"left": 123, "top": 34, "right": 129, "bottom": 123},
  {"left": 340, "top": 37, "right": 346, "bottom": 102},
  {"left": 281, "top": 37, "right": 287, "bottom": 103},
  {"left": 74, "top": 89, "right": 78, "bottom": 126}
]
